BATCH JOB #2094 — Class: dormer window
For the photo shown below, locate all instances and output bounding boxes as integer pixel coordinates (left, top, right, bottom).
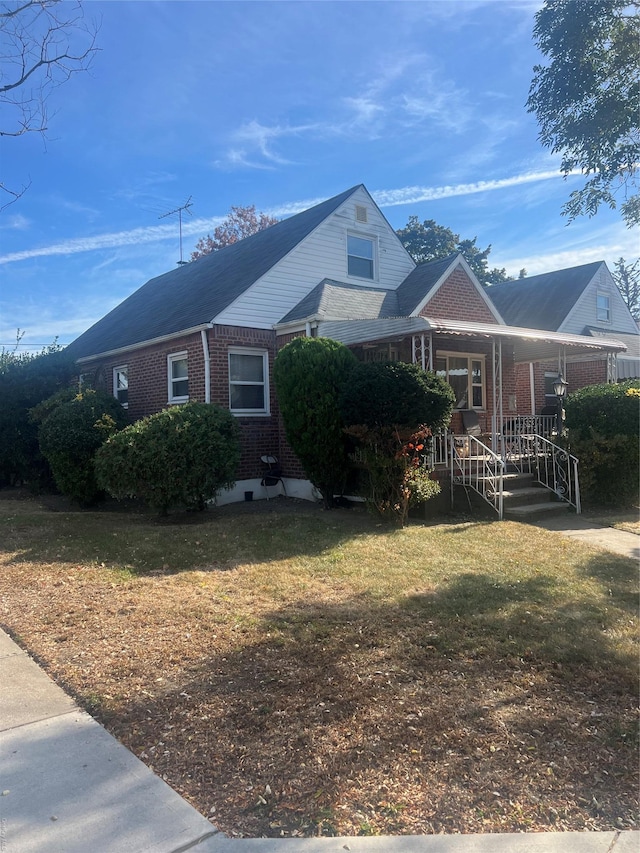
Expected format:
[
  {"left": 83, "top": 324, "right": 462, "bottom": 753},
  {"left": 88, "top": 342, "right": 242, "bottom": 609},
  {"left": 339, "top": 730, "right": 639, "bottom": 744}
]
[
  {"left": 596, "top": 291, "right": 611, "bottom": 323},
  {"left": 347, "top": 234, "right": 375, "bottom": 280}
]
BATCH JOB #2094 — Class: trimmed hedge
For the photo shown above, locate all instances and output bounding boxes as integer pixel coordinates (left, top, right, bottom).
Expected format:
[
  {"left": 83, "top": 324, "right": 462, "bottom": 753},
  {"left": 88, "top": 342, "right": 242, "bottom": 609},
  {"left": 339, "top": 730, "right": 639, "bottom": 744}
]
[
  {"left": 94, "top": 402, "right": 241, "bottom": 514},
  {"left": 37, "top": 389, "right": 129, "bottom": 506},
  {"left": 565, "top": 381, "right": 640, "bottom": 507}
]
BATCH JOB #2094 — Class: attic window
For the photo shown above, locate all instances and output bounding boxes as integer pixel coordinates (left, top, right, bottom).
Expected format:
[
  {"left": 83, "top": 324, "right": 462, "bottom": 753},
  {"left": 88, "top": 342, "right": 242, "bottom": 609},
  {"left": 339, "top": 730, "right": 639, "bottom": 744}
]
[
  {"left": 355, "top": 204, "right": 368, "bottom": 223},
  {"left": 596, "top": 291, "right": 611, "bottom": 323},
  {"left": 347, "top": 234, "right": 375, "bottom": 280}
]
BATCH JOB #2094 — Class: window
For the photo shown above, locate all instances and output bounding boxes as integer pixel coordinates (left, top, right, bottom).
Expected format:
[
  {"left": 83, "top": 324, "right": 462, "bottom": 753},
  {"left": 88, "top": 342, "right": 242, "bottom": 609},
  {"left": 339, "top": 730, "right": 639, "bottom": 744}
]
[
  {"left": 347, "top": 234, "right": 375, "bottom": 279},
  {"left": 596, "top": 291, "right": 611, "bottom": 323},
  {"left": 229, "top": 349, "right": 269, "bottom": 415},
  {"left": 435, "top": 352, "right": 485, "bottom": 409},
  {"left": 168, "top": 352, "right": 188, "bottom": 403},
  {"left": 113, "top": 366, "right": 128, "bottom": 407}
]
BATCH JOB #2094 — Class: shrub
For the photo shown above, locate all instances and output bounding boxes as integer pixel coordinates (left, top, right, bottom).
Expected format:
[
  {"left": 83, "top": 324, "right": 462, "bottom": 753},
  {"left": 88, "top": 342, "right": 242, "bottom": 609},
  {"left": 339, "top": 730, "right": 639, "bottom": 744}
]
[
  {"left": 94, "top": 402, "right": 241, "bottom": 514},
  {"left": 37, "top": 389, "right": 129, "bottom": 506},
  {"left": 0, "top": 347, "right": 75, "bottom": 488},
  {"left": 273, "top": 337, "right": 357, "bottom": 508},
  {"left": 564, "top": 380, "right": 640, "bottom": 506},
  {"left": 341, "top": 362, "right": 454, "bottom": 526}
]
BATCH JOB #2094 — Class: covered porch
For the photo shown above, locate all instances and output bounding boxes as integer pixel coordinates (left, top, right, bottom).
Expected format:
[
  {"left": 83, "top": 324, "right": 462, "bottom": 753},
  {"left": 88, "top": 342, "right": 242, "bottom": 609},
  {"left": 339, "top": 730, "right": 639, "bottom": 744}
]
[{"left": 317, "top": 316, "right": 627, "bottom": 518}]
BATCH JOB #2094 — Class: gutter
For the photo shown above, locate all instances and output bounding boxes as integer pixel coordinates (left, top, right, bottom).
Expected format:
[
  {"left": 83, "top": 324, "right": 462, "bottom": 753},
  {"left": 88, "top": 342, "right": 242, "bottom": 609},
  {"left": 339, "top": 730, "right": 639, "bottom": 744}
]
[{"left": 73, "top": 323, "right": 214, "bottom": 364}]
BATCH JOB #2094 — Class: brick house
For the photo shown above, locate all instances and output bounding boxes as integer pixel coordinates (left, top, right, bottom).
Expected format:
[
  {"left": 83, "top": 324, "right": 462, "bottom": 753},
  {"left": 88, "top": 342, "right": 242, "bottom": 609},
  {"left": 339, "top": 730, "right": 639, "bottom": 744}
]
[{"left": 66, "top": 185, "right": 629, "bottom": 504}]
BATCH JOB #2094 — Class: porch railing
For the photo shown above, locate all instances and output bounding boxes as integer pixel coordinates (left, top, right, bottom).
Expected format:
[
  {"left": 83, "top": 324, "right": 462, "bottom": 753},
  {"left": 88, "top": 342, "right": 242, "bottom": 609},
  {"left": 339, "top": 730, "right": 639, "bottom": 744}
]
[
  {"left": 499, "top": 432, "right": 581, "bottom": 513},
  {"left": 450, "top": 434, "right": 505, "bottom": 519},
  {"left": 501, "top": 414, "right": 556, "bottom": 440}
]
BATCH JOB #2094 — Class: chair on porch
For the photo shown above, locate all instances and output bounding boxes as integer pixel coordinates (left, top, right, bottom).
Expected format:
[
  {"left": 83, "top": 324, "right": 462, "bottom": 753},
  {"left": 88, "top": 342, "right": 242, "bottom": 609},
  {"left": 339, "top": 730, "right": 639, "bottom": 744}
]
[
  {"left": 461, "top": 409, "right": 482, "bottom": 437},
  {"left": 260, "top": 455, "right": 286, "bottom": 500}
]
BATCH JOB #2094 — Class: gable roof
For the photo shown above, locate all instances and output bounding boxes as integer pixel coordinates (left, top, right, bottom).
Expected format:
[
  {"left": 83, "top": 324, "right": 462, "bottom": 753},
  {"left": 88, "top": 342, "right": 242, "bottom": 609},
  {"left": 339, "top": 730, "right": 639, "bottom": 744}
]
[
  {"left": 394, "top": 254, "right": 460, "bottom": 316},
  {"left": 67, "top": 185, "right": 363, "bottom": 360},
  {"left": 487, "top": 261, "right": 603, "bottom": 331}
]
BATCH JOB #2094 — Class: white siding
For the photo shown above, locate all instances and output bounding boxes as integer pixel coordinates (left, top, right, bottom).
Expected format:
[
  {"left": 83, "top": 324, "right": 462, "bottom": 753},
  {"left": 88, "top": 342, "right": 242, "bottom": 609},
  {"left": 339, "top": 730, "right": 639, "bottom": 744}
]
[
  {"left": 215, "top": 186, "right": 415, "bottom": 328},
  {"left": 559, "top": 264, "right": 639, "bottom": 335}
]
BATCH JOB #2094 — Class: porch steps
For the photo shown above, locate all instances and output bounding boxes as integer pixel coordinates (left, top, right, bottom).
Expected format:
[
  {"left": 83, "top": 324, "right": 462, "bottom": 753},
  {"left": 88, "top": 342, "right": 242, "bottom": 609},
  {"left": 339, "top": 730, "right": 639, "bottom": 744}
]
[{"left": 501, "top": 472, "right": 571, "bottom": 519}]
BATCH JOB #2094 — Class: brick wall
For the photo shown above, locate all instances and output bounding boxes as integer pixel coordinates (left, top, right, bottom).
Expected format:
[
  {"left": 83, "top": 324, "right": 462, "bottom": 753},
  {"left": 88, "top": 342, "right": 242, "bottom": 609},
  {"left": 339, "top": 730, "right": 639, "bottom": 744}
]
[{"left": 420, "top": 268, "right": 497, "bottom": 323}]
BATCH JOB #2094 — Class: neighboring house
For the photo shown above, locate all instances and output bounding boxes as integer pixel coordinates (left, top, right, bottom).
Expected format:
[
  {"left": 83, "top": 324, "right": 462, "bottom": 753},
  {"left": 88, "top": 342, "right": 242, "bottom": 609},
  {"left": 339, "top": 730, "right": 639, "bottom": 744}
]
[
  {"left": 488, "top": 262, "right": 640, "bottom": 413},
  {"left": 66, "top": 185, "right": 628, "bottom": 503}
]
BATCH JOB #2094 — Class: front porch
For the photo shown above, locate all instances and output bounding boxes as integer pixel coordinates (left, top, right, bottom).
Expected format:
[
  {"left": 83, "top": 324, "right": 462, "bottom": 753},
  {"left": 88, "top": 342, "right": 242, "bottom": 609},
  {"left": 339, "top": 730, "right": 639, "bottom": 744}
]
[{"left": 316, "top": 316, "right": 626, "bottom": 519}]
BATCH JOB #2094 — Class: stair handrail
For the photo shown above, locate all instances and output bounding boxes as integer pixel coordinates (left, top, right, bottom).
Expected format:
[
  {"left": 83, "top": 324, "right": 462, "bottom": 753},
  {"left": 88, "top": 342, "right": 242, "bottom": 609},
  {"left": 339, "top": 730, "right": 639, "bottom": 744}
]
[
  {"left": 450, "top": 434, "right": 505, "bottom": 519},
  {"left": 502, "top": 433, "right": 581, "bottom": 513}
]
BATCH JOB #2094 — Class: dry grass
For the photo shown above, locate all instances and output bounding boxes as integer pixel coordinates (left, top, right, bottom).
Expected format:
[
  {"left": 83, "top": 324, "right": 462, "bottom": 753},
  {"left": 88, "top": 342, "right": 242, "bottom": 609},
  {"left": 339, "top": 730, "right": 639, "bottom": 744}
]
[
  {"left": 0, "top": 493, "right": 637, "bottom": 838},
  {"left": 582, "top": 506, "right": 640, "bottom": 536}
]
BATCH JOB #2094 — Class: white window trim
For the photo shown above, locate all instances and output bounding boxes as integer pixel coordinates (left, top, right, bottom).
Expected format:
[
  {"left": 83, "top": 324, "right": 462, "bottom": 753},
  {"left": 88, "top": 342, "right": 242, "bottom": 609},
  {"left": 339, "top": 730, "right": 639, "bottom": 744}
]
[
  {"left": 596, "top": 290, "right": 611, "bottom": 323},
  {"left": 346, "top": 231, "right": 377, "bottom": 281},
  {"left": 436, "top": 351, "right": 486, "bottom": 411},
  {"left": 168, "top": 351, "right": 189, "bottom": 404},
  {"left": 113, "top": 365, "right": 129, "bottom": 409},
  {"left": 228, "top": 348, "right": 270, "bottom": 417}
]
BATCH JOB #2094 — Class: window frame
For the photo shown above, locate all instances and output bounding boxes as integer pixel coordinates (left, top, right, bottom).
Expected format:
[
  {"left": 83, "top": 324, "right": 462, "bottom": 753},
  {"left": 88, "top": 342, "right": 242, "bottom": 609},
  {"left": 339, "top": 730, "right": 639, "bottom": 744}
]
[
  {"left": 167, "top": 351, "right": 189, "bottom": 404},
  {"left": 228, "top": 347, "right": 270, "bottom": 417},
  {"left": 113, "top": 365, "right": 129, "bottom": 408},
  {"left": 347, "top": 232, "right": 376, "bottom": 281},
  {"left": 435, "top": 351, "right": 486, "bottom": 411},
  {"left": 596, "top": 291, "right": 611, "bottom": 323}
]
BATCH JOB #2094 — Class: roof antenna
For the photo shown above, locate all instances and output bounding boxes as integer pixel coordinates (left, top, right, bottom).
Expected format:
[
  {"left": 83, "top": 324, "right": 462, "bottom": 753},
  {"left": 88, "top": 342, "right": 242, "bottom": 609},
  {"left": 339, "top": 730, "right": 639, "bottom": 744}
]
[{"left": 159, "top": 196, "right": 193, "bottom": 265}]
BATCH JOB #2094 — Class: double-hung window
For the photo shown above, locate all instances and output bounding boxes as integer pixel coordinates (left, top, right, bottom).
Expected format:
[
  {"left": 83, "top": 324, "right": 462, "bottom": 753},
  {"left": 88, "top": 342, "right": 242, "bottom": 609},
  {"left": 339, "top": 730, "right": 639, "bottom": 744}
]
[
  {"left": 113, "top": 366, "right": 129, "bottom": 407},
  {"left": 435, "top": 352, "right": 485, "bottom": 409},
  {"left": 229, "top": 349, "right": 269, "bottom": 415},
  {"left": 168, "top": 352, "right": 189, "bottom": 403},
  {"left": 596, "top": 291, "right": 611, "bottom": 323},
  {"left": 347, "top": 234, "right": 375, "bottom": 280}
]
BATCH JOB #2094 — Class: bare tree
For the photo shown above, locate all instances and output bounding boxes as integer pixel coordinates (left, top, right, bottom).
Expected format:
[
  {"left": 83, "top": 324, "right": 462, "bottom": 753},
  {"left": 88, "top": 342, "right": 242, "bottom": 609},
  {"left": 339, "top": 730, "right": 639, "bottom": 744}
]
[{"left": 1, "top": 0, "right": 99, "bottom": 208}]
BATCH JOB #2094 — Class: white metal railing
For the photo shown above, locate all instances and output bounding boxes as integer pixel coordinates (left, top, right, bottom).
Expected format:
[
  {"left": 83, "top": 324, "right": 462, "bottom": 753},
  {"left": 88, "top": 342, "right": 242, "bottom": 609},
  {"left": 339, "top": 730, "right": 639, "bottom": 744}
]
[
  {"left": 450, "top": 434, "right": 505, "bottom": 519},
  {"left": 501, "top": 415, "right": 556, "bottom": 440},
  {"left": 429, "top": 428, "right": 451, "bottom": 468},
  {"left": 503, "top": 433, "right": 581, "bottom": 513}
]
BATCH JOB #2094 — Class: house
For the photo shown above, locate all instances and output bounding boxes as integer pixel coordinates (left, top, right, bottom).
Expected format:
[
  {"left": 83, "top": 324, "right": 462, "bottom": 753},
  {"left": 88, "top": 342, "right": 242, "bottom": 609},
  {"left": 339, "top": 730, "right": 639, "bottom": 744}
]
[
  {"left": 66, "top": 185, "right": 629, "bottom": 506},
  {"left": 488, "top": 262, "right": 640, "bottom": 414}
]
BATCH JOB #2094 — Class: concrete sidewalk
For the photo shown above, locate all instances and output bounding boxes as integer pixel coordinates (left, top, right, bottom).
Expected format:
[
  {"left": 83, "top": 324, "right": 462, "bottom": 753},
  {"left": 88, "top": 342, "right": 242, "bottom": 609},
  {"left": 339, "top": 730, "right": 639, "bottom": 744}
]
[
  {"left": 1, "top": 599, "right": 638, "bottom": 853},
  {"left": 530, "top": 514, "right": 640, "bottom": 561}
]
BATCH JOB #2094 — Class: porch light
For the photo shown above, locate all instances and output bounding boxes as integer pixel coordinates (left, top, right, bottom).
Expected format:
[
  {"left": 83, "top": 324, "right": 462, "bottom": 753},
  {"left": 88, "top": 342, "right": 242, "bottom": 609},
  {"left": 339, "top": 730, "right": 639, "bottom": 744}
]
[
  {"left": 553, "top": 373, "right": 568, "bottom": 438},
  {"left": 552, "top": 374, "right": 568, "bottom": 398}
]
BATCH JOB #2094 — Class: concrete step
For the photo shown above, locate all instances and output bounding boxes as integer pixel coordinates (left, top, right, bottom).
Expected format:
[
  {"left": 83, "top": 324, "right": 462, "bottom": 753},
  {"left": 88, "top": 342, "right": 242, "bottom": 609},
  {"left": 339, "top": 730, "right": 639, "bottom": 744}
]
[
  {"left": 505, "top": 501, "right": 571, "bottom": 519},
  {"left": 502, "top": 486, "right": 551, "bottom": 505}
]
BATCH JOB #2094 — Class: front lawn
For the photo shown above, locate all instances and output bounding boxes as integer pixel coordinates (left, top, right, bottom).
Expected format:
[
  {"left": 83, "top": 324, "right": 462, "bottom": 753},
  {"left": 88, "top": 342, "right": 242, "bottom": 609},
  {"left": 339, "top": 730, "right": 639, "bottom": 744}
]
[{"left": 0, "top": 495, "right": 637, "bottom": 837}]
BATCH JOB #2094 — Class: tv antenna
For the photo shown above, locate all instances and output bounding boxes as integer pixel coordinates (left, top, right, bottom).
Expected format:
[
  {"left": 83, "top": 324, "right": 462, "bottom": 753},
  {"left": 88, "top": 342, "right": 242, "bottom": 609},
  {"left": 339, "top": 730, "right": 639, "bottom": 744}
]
[{"left": 159, "top": 196, "right": 193, "bottom": 265}]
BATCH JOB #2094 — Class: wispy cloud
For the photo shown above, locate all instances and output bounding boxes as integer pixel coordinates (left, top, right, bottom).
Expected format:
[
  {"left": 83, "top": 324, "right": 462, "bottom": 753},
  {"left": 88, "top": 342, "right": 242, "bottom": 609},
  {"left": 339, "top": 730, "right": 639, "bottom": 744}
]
[
  {"left": 0, "top": 213, "right": 30, "bottom": 231},
  {"left": 0, "top": 170, "right": 570, "bottom": 265},
  {"left": 216, "top": 119, "right": 320, "bottom": 170}
]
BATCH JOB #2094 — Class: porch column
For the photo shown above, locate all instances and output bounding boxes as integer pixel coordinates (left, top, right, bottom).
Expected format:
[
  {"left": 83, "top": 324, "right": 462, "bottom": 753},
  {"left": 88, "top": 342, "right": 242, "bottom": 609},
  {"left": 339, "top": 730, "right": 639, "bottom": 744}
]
[{"left": 492, "top": 339, "right": 502, "bottom": 453}]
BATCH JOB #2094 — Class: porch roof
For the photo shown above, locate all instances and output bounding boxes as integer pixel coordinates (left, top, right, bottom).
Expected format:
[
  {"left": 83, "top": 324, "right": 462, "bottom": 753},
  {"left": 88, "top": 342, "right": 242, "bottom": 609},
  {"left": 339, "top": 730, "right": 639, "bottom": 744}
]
[{"left": 315, "top": 316, "right": 628, "bottom": 363}]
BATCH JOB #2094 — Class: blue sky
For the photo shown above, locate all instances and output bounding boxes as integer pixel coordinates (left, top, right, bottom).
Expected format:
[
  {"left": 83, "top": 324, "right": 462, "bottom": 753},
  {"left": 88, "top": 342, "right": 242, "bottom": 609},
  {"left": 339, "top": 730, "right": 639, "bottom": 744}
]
[{"left": 1, "top": 0, "right": 637, "bottom": 352}]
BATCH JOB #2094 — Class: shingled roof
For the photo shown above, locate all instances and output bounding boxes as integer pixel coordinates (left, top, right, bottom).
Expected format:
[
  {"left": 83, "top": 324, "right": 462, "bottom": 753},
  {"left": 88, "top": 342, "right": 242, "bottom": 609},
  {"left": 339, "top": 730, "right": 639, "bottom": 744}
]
[
  {"left": 66, "top": 185, "right": 362, "bottom": 360},
  {"left": 279, "top": 279, "right": 399, "bottom": 324},
  {"left": 487, "top": 261, "right": 603, "bottom": 331},
  {"left": 394, "top": 253, "right": 460, "bottom": 316}
]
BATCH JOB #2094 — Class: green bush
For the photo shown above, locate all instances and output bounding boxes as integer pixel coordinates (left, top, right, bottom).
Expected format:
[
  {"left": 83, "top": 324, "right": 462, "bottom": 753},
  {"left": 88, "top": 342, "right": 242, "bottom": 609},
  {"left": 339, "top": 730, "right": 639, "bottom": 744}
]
[
  {"left": 274, "top": 337, "right": 357, "bottom": 508},
  {"left": 340, "top": 360, "right": 454, "bottom": 432},
  {"left": 37, "top": 389, "right": 129, "bottom": 506},
  {"left": 565, "top": 381, "right": 640, "bottom": 507},
  {"left": 341, "top": 362, "right": 454, "bottom": 526},
  {"left": 0, "top": 347, "right": 75, "bottom": 488},
  {"left": 94, "top": 402, "right": 241, "bottom": 514}
]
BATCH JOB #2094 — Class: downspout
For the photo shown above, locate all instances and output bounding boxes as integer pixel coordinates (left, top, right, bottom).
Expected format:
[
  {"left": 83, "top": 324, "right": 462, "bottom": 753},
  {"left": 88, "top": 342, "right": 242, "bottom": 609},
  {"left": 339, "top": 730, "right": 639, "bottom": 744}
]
[
  {"left": 305, "top": 322, "right": 312, "bottom": 338},
  {"left": 201, "top": 329, "right": 211, "bottom": 404}
]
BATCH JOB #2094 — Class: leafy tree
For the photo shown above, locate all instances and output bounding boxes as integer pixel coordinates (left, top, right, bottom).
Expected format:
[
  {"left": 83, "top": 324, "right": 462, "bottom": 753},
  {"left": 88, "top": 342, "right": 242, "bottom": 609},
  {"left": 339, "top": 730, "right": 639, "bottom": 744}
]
[
  {"left": 527, "top": 0, "right": 640, "bottom": 227},
  {"left": 396, "top": 216, "right": 511, "bottom": 286},
  {"left": 612, "top": 257, "right": 640, "bottom": 320},
  {"left": 37, "top": 389, "right": 128, "bottom": 506},
  {"left": 341, "top": 362, "right": 454, "bottom": 526},
  {"left": 190, "top": 204, "right": 279, "bottom": 260},
  {"left": 0, "top": 337, "right": 75, "bottom": 487},
  {"left": 95, "top": 402, "right": 241, "bottom": 515},
  {"left": 1, "top": 0, "right": 99, "bottom": 208},
  {"left": 273, "top": 336, "right": 357, "bottom": 509}
]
